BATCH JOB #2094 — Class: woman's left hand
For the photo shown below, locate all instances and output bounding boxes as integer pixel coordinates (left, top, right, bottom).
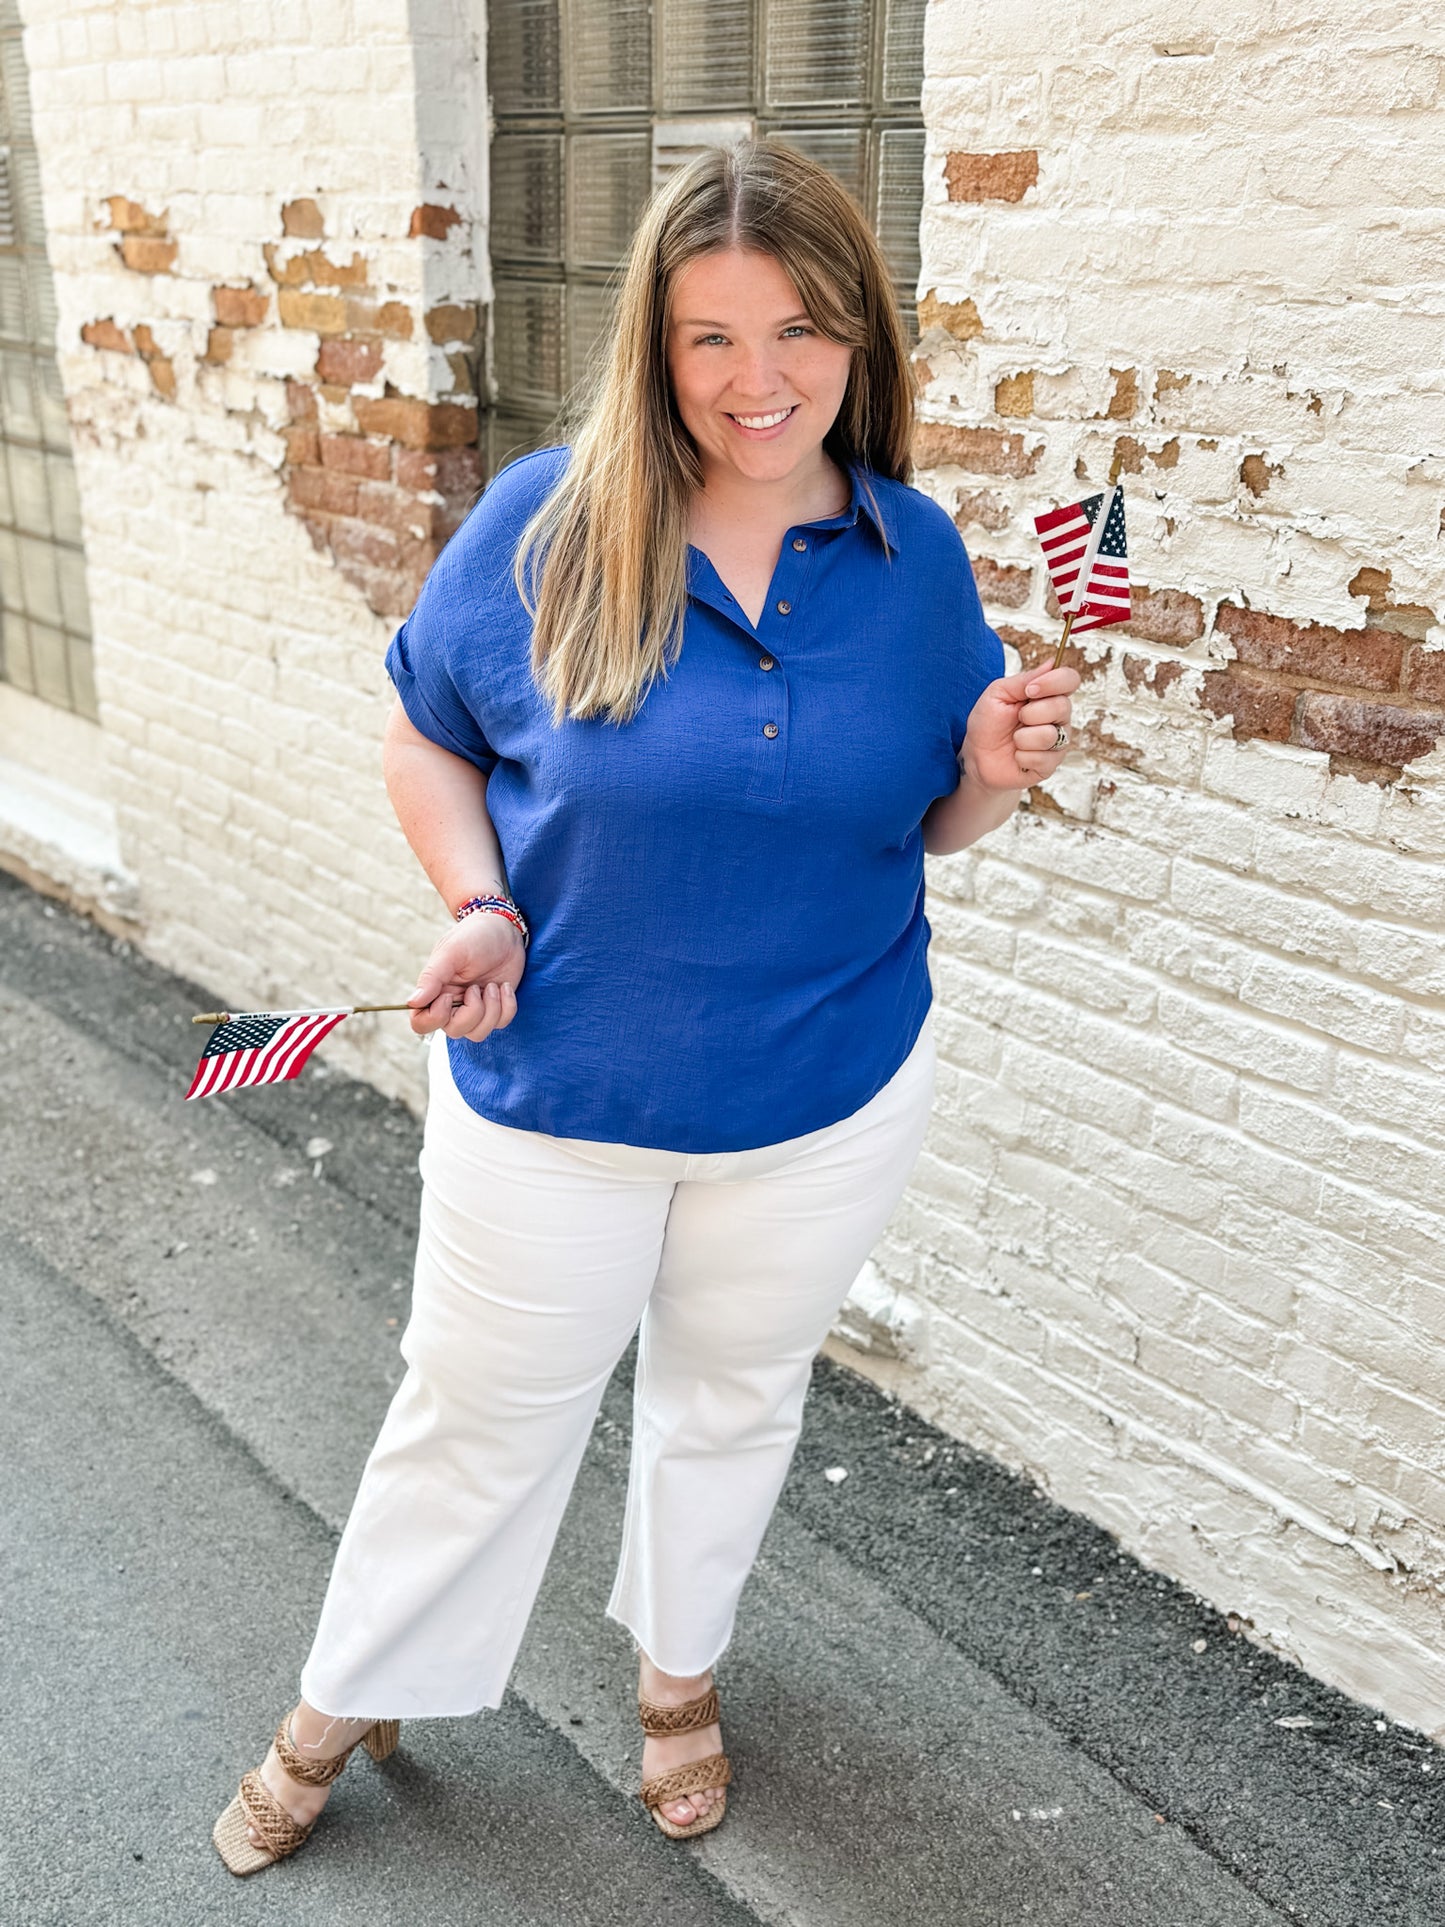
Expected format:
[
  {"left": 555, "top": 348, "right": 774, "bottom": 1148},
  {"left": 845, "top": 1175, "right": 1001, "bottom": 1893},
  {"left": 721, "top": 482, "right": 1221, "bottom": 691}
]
[{"left": 959, "top": 662, "right": 1082, "bottom": 791}]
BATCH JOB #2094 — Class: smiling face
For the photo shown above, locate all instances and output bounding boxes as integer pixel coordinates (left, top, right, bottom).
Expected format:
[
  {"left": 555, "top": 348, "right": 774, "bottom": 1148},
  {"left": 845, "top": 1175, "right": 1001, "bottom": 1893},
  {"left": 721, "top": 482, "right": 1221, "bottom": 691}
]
[{"left": 665, "top": 247, "right": 855, "bottom": 496}]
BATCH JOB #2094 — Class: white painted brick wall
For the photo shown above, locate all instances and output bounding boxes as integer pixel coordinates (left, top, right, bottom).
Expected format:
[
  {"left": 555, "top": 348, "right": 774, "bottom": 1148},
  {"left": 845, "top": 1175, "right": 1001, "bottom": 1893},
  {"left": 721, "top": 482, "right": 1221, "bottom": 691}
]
[
  {"left": 830, "top": 0, "right": 1445, "bottom": 1738},
  {"left": 15, "top": 0, "right": 489, "bottom": 1109}
]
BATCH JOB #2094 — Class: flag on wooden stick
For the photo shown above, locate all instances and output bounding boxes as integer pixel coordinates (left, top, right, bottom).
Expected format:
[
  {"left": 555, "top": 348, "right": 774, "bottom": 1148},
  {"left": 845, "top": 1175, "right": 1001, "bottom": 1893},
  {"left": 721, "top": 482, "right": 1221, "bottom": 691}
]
[
  {"left": 1034, "top": 483, "right": 1131, "bottom": 633},
  {"left": 185, "top": 1008, "right": 350, "bottom": 1100}
]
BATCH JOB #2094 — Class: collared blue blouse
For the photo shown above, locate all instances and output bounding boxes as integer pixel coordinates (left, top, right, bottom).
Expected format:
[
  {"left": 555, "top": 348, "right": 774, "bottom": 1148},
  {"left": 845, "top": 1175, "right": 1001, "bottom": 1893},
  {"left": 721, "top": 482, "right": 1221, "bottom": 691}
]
[{"left": 385, "top": 444, "right": 1004, "bottom": 1152}]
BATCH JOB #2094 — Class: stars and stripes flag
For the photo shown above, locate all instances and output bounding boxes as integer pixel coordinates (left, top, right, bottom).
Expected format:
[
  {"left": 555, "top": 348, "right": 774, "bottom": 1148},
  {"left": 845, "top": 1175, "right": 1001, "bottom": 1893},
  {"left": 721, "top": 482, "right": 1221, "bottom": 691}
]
[
  {"left": 1033, "top": 484, "right": 1131, "bottom": 633},
  {"left": 185, "top": 1008, "right": 350, "bottom": 1101}
]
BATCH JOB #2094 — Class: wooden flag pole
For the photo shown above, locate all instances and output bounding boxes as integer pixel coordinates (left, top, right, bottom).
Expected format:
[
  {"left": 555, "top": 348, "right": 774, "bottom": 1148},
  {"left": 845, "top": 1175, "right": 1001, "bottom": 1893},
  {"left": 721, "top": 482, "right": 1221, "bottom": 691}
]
[
  {"left": 1049, "top": 609, "right": 1077, "bottom": 674},
  {"left": 190, "top": 1001, "right": 417, "bottom": 1024},
  {"left": 1050, "top": 446, "right": 1126, "bottom": 672}
]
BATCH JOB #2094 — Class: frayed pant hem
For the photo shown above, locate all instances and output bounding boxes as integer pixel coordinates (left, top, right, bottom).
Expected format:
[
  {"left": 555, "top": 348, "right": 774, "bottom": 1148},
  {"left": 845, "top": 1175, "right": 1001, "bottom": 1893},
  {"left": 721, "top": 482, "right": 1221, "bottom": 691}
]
[
  {"left": 604, "top": 1604, "right": 733, "bottom": 1681},
  {"left": 298, "top": 1678, "right": 508, "bottom": 1722}
]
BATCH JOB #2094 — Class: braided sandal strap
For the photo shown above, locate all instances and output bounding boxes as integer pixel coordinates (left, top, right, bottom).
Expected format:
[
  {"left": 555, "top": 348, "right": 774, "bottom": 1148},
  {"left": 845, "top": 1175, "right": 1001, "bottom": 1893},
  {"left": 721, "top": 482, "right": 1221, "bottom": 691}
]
[
  {"left": 273, "top": 1715, "right": 357, "bottom": 1787},
  {"left": 637, "top": 1685, "right": 720, "bottom": 1736},
  {"left": 237, "top": 1766, "right": 314, "bottom": 1861},
  {"left": 641, "top": 1753, "right": 732, "bottom": 1810}
]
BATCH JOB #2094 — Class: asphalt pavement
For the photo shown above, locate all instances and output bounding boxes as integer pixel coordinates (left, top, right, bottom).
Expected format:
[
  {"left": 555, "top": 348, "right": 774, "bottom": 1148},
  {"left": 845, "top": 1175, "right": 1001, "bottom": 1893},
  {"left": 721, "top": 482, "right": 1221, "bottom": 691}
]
[{"left": 1, "top": 870, "right": 1440, "bottom": 1926}]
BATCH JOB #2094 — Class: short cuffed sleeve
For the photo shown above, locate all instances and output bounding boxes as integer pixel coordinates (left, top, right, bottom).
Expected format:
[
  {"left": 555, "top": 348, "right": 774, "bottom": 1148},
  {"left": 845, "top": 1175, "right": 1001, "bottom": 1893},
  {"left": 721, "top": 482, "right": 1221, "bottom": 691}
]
[
  {"left": 385, "top": 615, "right": 498, "bottom": 774},
  {"left": 940, "top": 530, "right": 1007, "bottom": 757},
  {"left": 383, "top": 445, "right": 572, "bottom": 775}
]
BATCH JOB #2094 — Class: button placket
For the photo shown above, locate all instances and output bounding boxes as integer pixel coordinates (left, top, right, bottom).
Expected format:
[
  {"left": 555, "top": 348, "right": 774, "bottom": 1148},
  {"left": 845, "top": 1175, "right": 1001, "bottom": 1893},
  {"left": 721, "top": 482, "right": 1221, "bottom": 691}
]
[{"left": 748, "top": 529, "right": 817, "bottom": 802}]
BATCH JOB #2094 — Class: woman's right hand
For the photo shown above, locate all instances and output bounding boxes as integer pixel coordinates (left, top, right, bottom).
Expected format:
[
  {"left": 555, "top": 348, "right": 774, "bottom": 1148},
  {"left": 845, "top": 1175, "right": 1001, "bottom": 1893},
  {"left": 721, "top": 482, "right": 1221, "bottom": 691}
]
[{"left": 407, "top": 911, "right": 527, "bottom": 1040}]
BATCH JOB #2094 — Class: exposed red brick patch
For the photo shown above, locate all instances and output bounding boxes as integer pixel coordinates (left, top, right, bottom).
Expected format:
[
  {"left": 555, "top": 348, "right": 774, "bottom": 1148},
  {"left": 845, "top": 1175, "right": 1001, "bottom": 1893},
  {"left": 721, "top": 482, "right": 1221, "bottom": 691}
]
[
  {"left": 912, "top": 355, "right": 933, "bottom": 386},
  {"left": 282, "top": 197, "right": 325, "bottom": 238},
  {"left": 445, "top": 351, "right": 476, "bottom": 396},
  {"left": 354, "top": 478, "right": 431, "bottom": 534},
  {"left": 253, "top": 204, "right": 482, "bottom": 622},
  {"left": 944, "top": 151, "right": 1039, "bottom": 204},
  {"left": 425, "top": 303, "right": 479, "bottom": 344},
  {"left": 971, "top": 556, "right": 1031, "bottom": 607},
  {"left": 1122, "top": 653, "right": 1187, "bottom": 698},
  {"left": 1199, "top": 669, "right": 1296, "bottom": 742},
  {"left": 1296, "top": 692, "right": 1445, "bottom": 770},
  {"left": 329, "top": 515, "right": 401, "bottom": 570},
  {"left": 335, "top": 297, "right": 414, "bottom": 340},
  {"left": 1348, "top": 566, "right": 1391, "bottom": 608},
  {"left": 277, "top": 288, "right": 348, "bottom": 335},
  {"left": 353, "top": 393, "right": 478, "bottom": 450},
  {"left": 120, "top": 235, "right": 178, "bottom": 275},
  {"left": 283, "top": 424, "right": 320, "bottom": 466},
  {"left": 283, "top": 392, "right": 480, "bottom": 617},
  {"left": 320, "top": 433, "right": 391, "bottom": 479},
  {"left": 203, "top": 326, "right": 232, "bottom": 364},
  {"left": 1129, "top": 586, "right": 1203, "bottom": 645},
  {"left": 1103, "top": 368, "right": 1138, "bottom": 420},
  {"left": 1113, "top": 435, "right": 1180, "bottom": 474},
  {"left": 309, "top": 253, "right": 368, "bottom": 289},
  {"left": 317, "top": 337, "right": 384, "bottom": 386},
  {"left": 1215, "top": 602, "right": 1401, "bottom": 691},
  {"left": 1348, "top": 566, "right": 1435, "bottom": 639},
  {"left": 995, "top": 626, "right": 1052, "bottom": 673},
  {"left": 214, "top": 285, "right": 269, "bottom": 328},
  {"left": 1074, "top": 717, "right": 1140, "bottom": 769},
  {"left": 912, "top": 422, "right": 1040, "bottom": 478},
  {"left": 996, "top": 623, "right": 1106, "bottom": 684},
  {"left": 1404, "top": 646, "right": 1445, "bottom": 704},
  {"left": 1155, "top": 370, "right": 1190, "bottom": 396},
  {"left": 952, "top": 487, "right": 1011, "bottom": 533},
  {"left": 916, "top": 291, "right": 983, "bottom": 341},
  {"left": 409, "top": 203, "right": 463, "bottom": 240},
  {"left": 289, "top": 464, "right": 359, "bottom": 518},
  {"left": 994, "top": 371, "right": 1034, "bottom": 417},
  {"left": 105, "top": 196, "right": 167, "bottom": 235},
  {"left": 394, "top": 447, "right": 483, "bottom": 496},
  {"left": 265, "top": 244, "right": 368, "bottom": 288},
  {"left": 81, "top": 318, "right": 132, "bottom": 353},
  {"left": 130, "top": 323, "right": 175, "bottom": 398},
  {"left": 1240, "top": 453, "right": 1280, "bottom": 497}
]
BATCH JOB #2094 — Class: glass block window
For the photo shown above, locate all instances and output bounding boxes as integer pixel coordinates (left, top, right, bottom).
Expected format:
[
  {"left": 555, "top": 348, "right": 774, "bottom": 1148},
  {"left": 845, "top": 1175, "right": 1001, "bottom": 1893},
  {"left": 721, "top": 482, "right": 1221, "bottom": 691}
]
[
  {"left": 485, "top": 0, "right": 926, "bottom": 470},
  {"left": 0, "top": 1, "right": 94, "bottom": 719}
]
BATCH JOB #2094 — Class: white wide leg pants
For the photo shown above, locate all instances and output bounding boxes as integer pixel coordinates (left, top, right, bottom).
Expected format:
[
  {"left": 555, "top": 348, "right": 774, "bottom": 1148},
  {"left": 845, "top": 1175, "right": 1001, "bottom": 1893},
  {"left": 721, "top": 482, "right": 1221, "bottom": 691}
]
[{"left": 299, "top": 1010, "right": 937, "bottom": 1719}]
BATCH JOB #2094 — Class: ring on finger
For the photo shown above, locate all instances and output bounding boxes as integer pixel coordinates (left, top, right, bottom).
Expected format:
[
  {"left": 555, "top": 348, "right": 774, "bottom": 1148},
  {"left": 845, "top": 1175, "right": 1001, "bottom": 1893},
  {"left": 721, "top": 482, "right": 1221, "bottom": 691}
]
[{"left": 1052, "top": 725, "right": 1068, "bottom": 751}]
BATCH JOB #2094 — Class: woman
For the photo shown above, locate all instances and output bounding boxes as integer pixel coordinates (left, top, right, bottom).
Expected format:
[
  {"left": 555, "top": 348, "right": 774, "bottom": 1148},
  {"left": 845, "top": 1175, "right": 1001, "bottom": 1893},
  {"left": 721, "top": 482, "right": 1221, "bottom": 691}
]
[{"left": 214, "top": 137, "right": 1079, "bottom": 1873}]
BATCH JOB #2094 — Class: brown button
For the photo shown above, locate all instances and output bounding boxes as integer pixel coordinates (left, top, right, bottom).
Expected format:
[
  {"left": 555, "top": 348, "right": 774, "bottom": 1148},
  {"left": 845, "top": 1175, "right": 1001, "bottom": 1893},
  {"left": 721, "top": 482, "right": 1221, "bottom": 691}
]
[
  {"left": 776, "top": 599, "right": 791, "bottom": 615},
  {"left": 792, "top": 537, "right": 807, "bottom": 551},
  {"left": 762, "top": 722, "right": 779, "bottom": 738},
  {"left": 759, "top": 654, "right": 775, "bottom": 671}
]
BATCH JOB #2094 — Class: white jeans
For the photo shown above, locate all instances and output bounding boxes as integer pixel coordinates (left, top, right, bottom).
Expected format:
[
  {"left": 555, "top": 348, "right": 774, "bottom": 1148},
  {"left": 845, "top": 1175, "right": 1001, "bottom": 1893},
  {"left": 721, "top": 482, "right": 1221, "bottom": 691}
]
[{"left": 299, "top": 1009, "right": 937, "bottom": 1719}]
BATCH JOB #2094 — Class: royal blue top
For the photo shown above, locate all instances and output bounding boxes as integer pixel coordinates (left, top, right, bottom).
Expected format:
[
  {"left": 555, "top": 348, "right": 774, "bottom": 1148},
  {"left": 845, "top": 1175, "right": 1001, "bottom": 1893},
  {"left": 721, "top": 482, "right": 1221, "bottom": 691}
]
[{"left": 384, "top": 444, "right": 1004, "bottom": 1152}]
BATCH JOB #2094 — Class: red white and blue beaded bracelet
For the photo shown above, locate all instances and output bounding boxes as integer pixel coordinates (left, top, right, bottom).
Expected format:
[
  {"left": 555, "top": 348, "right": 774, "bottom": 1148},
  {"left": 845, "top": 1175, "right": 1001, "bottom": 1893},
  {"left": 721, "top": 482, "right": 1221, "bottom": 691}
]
[{"left": 455, "top": 892, "right": 529, "bottom": 948}]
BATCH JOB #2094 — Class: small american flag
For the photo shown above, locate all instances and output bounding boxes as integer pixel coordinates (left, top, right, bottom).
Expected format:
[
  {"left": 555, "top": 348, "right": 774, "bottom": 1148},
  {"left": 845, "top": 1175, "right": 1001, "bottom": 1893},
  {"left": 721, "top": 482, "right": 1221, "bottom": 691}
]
[
  {"left": 1034, "top": 485, "right": 1131, "bottom": 633},
  {"left": 185, "top": 1008, "right": 349, "bottom": 1101}
]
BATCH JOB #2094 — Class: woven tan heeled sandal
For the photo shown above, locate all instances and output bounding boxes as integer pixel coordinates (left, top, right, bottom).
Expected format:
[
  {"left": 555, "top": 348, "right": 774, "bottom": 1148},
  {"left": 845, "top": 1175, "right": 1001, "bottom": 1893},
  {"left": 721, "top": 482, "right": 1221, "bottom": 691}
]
[
  {"left": 212, "top": 1710, "right": 401, "bottom": 1876},
  {"left": 638, "top": 1683, "right": 732, "bottom": 1840}
]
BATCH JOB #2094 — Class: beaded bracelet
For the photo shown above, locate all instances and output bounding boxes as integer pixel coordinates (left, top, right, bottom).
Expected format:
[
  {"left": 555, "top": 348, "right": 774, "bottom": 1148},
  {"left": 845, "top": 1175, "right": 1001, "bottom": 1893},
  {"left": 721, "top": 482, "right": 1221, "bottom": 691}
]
[{"left": 455, "top": 891, "right": 530, "bottom": 948}]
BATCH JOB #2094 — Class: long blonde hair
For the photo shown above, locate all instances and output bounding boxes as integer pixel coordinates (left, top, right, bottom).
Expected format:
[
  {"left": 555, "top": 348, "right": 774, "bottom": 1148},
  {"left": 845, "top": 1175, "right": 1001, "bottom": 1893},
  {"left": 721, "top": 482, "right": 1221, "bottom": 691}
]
[{"left": 513, "top": 137, "right": 918, "bottom": 726}]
